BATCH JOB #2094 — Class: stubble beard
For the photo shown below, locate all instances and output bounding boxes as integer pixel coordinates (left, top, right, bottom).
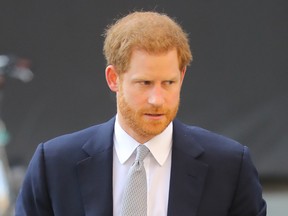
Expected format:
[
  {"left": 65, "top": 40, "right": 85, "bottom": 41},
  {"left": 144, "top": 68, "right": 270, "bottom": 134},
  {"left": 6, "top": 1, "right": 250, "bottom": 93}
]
[{"left": 117, "top": 91, "right": 179, "bottom": 141}]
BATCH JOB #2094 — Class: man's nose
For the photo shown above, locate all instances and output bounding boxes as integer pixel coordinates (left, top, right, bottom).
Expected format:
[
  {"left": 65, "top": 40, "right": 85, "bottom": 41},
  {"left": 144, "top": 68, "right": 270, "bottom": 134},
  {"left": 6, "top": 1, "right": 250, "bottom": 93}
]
[{"left": 148, "top": 85, "right": 165, "bottom": 107}]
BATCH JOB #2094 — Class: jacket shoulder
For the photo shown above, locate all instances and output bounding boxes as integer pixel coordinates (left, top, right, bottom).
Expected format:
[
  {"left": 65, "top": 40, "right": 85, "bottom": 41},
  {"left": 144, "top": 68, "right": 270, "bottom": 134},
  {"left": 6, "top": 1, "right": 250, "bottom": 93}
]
[
  {"left": 41, "top": 118, "right": 115, "bottom": 160},
  {"left": 173, "top": 119, "right": 244, "bottom": 158}
]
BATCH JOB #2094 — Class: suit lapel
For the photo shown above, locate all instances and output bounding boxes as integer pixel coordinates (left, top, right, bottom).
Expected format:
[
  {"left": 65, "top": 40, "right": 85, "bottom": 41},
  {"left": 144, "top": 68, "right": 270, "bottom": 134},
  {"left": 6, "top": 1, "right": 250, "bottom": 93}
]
[
  {"left": 168, "top": 120, "right": 208, "bottom": 216},
  {"left": 76, "top": 118, "right": 115, "bottom": 216},
  {"left": 74, "top": 118, "right": 208, "bottom": 215}
]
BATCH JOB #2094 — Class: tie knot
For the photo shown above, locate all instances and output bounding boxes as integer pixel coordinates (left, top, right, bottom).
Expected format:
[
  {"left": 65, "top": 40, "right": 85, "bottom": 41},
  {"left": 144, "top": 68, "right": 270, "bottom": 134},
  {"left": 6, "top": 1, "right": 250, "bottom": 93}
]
[{"left": 135, "top": 145, "right": 150, "bottom": 162}]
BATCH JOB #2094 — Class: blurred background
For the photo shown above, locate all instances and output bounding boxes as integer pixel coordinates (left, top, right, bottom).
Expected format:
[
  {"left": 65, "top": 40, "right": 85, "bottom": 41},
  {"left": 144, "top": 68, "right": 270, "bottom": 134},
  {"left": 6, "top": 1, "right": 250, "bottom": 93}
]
[{"left": 0, "top": 0, "right": 287, "bottom": 215}]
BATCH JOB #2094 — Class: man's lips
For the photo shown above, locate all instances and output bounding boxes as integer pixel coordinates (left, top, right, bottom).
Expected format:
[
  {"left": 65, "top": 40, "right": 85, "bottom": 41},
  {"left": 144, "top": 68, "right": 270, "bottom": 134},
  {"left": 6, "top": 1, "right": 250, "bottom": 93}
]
[
  {"left": 144, "top": 113, "right": 164, "bottom": 116},
  {"left": 144, "top": 113, "right": 165, "bottom": 119}
]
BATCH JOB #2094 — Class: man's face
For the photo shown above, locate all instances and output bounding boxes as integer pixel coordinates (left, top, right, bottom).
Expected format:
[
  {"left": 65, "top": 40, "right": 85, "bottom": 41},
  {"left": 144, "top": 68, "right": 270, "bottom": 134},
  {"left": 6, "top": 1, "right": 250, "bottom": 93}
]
[{"left": 116, "top": 49, "right": 185, "bottom": 143}]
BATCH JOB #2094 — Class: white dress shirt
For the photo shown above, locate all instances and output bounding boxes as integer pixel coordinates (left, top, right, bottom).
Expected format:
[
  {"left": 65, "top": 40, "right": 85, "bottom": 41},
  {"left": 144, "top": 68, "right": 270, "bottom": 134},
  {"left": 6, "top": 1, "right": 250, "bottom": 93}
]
[{"left": 113, "top": 116, "right": 173, "bottom": 216}]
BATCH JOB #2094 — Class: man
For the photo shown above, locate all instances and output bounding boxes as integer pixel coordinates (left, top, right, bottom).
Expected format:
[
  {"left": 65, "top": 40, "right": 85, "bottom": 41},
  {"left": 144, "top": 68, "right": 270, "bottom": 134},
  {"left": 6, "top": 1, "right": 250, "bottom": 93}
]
[{"left": 15, "top": 11, "right": 266, "bottom": 216}]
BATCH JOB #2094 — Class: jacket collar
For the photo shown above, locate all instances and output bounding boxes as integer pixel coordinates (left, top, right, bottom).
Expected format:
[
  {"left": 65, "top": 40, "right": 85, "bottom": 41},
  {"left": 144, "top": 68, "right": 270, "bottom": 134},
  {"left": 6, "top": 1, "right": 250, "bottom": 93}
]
[
  {"left": 76, "top": 117, "right": 115, "bottom": 216},
  {"left": 168, "top": 119, "right": 208, "bottom": 216},
  {"left": 76, "top": 117, "right": 208, "bottom": 216}
]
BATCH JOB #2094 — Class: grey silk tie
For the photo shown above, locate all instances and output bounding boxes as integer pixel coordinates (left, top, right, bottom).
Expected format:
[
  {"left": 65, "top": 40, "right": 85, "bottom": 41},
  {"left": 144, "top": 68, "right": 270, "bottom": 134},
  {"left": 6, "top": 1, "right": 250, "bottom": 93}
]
[{"left": 121, "top": 145, "right": 150, "bottom": 216}]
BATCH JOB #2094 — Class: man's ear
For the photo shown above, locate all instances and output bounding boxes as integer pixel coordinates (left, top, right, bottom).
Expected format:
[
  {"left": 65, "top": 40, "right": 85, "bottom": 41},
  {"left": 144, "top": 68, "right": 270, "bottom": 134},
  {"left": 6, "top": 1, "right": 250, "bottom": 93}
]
[
  {"left": 180, "top": 66, "right": 186, "bottom": 85},
  {"left": 105, "top": 65, "right": 119, "bottom": 92}
]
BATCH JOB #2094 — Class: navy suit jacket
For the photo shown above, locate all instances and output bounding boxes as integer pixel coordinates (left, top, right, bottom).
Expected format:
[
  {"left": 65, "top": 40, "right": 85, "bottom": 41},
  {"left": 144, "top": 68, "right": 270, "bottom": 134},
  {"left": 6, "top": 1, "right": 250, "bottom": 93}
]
[{"left": 16, "top": 117, "right": 266, "bottom": 216}]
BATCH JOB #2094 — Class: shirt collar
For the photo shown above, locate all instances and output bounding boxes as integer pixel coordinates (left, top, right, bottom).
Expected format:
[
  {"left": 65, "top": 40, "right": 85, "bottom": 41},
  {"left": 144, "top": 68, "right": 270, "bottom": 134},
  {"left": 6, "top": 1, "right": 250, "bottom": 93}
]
[{"left": 114, "top": 115, "right": 173, "bottom": 166}]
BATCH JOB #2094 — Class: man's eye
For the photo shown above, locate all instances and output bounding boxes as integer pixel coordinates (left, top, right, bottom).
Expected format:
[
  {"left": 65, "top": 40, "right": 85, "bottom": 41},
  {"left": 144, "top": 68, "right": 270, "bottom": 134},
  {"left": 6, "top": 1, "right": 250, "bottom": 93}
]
[
  {"left": 140, "top": 81, "right": 151, "bottom": 85},
  {"left": 164, "top": 81, "right": 174, "bottom": 85}
]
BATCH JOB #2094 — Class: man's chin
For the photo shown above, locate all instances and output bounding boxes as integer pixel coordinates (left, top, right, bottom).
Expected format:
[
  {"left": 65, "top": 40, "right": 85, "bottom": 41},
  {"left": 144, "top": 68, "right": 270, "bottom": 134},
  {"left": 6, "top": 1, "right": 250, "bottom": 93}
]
[{"left": 140, "top": 123, "right": 169, "bottom": 136}]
